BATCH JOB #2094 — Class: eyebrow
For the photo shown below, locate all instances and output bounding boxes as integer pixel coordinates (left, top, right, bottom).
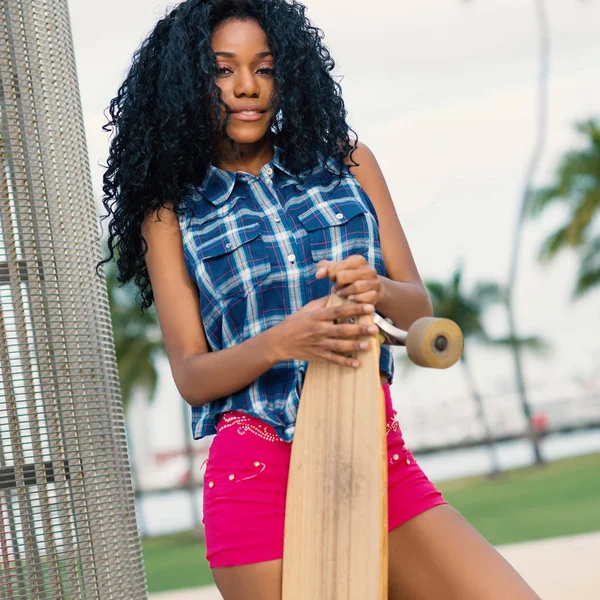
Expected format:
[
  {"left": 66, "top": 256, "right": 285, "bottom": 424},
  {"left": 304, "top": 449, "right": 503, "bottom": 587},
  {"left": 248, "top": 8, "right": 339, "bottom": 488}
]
[{"left": 214, "top": 51, "right": 272, "bottom": 58}]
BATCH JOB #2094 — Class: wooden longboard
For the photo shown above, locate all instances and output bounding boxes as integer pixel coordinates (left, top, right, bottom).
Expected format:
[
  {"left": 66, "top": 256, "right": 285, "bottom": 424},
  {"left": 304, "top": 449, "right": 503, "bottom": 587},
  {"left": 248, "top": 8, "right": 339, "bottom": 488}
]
[{"left": 282, "top": 294, "right": 388, "bottom": 600}]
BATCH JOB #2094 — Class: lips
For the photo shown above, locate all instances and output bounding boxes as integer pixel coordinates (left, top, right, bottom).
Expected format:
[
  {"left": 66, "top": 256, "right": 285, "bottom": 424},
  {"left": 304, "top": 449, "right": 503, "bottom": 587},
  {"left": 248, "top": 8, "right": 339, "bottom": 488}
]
[
  {"left": 228, "top": 108, "right": 266, "bottom": 122},
  {"left": 229, "top": 107, "right": 266, "bottom": 114}
]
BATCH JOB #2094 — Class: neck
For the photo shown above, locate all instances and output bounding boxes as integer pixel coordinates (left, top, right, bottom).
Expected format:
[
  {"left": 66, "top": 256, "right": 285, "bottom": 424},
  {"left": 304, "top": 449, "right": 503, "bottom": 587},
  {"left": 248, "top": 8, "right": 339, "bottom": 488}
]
[{"left": 214, "top": 135, "right": 275, "bottom": 177}]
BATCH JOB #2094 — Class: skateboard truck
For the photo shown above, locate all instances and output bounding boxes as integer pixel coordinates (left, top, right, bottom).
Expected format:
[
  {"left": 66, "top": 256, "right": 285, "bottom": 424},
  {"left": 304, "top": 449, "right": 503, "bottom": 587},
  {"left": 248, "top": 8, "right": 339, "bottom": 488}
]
[
  {"left": 373, "top": 312, "right": 409, "bottom": 346},
  {"left": 373, "top": 311, "right": 464, "bottom": 369}
]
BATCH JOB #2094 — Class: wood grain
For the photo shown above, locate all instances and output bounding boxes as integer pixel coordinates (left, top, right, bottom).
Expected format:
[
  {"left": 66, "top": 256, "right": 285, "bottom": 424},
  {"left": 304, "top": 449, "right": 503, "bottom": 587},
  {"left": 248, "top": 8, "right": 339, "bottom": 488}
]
[{"left": 282, "top": 294, "right": 388, "bottom": 600}]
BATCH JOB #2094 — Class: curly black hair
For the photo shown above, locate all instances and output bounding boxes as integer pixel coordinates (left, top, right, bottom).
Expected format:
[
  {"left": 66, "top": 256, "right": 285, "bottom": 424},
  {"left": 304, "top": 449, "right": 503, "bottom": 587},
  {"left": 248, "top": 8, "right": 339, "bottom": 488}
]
[{"left": 97, "top": 0, "right": 359, "bottom": 313}]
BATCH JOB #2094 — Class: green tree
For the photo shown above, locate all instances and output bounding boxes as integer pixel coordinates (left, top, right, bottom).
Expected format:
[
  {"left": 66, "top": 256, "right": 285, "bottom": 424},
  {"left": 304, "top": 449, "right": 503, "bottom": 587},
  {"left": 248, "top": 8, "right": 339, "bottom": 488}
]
[
  {"left": 105, "top": 258, "right": 202, "bottom": 532},
  {"left": 527, "top": 118, "right": 600, "bottom": 297},
  {"left": 105, "top": 259, "right": 163, "bottom": 412},
  {"left": 418, "top": 265, "right": 547, "bottom": 474}
]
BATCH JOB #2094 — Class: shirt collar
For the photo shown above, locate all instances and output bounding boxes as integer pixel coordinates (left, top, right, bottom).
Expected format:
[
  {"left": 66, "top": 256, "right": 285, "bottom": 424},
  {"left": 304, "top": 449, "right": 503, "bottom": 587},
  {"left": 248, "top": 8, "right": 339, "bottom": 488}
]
[
  {"left": 270, "top": 145, "right": 296, "bottom": 178},
  {"left": 199, "top": 145, "right": 297, "bottom": 206},
  {"left": 198, "top": 163, "right": 236, "bottom": 206}
]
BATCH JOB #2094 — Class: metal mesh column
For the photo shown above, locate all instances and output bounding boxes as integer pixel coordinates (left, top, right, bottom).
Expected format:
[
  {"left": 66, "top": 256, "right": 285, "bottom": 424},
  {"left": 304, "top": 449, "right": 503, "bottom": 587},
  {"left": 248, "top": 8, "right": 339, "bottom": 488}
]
[{"left": 0, "top": 1, "right": 147, "bottom": 598}]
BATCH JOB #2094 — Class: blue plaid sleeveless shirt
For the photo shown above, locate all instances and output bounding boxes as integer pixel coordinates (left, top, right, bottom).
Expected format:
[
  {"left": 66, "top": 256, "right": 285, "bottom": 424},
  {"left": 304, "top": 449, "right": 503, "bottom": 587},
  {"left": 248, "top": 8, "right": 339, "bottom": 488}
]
[{"left": 178, "top": 146, "right": 395, "bottom": 442}]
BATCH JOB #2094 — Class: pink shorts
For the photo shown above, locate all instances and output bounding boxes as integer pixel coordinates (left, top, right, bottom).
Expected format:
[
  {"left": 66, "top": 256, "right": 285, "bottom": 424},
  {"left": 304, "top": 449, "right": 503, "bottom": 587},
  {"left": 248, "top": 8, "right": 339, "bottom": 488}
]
[{"left": 202, "top": 384, "right": 446, "bottom": 568}]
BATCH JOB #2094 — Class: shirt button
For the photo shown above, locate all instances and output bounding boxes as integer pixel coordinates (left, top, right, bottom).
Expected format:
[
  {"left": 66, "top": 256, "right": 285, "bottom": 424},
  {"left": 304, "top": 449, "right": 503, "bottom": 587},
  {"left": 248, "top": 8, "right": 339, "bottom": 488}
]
[
  {"left": 336, "top": 213, "right": 344, "bottom": 220},
  {"left": 288, "top": 253, "right": 296, "bottom": 264},
  {"left": 274, "top": 216, "right": 281, "bottom": 223},
  {"left": 225, "top": 242, "right": 232, "bottom": 249},
  {"left": 265, "top": 167, "right": 273, "bottom": 176}
]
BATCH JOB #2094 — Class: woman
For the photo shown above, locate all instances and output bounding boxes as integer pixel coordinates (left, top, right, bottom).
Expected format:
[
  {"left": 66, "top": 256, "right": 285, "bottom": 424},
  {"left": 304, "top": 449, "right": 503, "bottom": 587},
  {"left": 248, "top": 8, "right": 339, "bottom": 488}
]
[{"left": 98, "top": 1, "right": 540, "bottom": 598}]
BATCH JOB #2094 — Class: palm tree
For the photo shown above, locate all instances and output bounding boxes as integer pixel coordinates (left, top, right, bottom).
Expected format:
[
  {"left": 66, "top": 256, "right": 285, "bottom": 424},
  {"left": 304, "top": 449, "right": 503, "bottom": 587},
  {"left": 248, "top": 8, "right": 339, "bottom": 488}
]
[
  {"left": 418, "top": 264, "right": 547, "bottom": 475},
  {"left": 104, "top": 259, "right": 163, "bottom": 535},
  {"left": 105, "top": 260, "right": 163, "bottom": 412},
  {"left": 504, "top": 0, "right": 550, "bottom": 468},
  {"left": 527, "top": 118, "right": 600, "bottom": 297}
]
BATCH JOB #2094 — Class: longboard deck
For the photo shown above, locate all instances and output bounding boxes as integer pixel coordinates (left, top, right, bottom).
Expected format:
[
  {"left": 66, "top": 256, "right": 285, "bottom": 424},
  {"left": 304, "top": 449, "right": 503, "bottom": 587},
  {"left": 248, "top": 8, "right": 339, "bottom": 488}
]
[{"left": 282, "top": 294, "right": 388, "bottom": 600}]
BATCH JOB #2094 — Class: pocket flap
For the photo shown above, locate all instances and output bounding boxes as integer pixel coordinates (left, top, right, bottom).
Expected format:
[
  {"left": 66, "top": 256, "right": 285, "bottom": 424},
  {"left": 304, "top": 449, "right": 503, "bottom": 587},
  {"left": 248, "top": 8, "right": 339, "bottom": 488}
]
[
  {"left": 298, "top": 201, "right": 366, "bottom": 231},
  {"left": 198, "top": 222, "right": 261, "bottom": 259}
]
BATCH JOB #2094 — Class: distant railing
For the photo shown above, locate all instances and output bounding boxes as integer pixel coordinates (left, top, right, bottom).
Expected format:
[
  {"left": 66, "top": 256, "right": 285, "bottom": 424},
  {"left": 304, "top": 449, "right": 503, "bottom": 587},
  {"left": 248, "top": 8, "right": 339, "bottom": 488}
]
[
  {"left": 127, "top": 392, "right": 600, "bottom": 537},
  {"left": 396, "top": 391, "right": 600, "bottom": 453}
]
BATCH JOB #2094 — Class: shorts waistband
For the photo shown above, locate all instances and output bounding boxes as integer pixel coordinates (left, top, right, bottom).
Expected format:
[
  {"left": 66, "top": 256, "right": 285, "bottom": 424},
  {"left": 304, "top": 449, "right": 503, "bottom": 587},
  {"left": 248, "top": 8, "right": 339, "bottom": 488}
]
[
  {"left": 216, "top": 383, "right": 396, "bottom": 444},
  {"left": 216, "top": 411, "right": 286, "bottom": 444}
]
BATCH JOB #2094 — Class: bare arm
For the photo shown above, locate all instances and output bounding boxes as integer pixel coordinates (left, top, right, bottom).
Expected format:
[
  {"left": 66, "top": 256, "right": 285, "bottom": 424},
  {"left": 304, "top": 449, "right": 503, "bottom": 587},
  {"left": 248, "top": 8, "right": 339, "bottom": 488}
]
[
  {"left": 178, "top": 332, "right": 282, "bottom": 406},
  {"left": 141, "top": 202, "right": 282, "bottom": 406},
  {"left": 347, "top": 142, "right": 433, "bottom": 330},
  {"left": 142, "top": 202, "right": 378, "bottom": 407}
]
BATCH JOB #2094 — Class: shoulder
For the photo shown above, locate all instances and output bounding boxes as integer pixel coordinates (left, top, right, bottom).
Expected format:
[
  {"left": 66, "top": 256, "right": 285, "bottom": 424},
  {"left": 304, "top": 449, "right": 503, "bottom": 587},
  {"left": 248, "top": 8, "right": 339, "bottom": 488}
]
[
  {"left": 344, "top": 140, "right": 377, "bottom": 166},
  {"left": 339, "top": 141, "right": 391, "bottom": 208},
  {"left": 342, "top": 141, "right": 386, "bottom": 192},
  {"left": 141, "top": 200, "right": 182, "bottom": 238}
]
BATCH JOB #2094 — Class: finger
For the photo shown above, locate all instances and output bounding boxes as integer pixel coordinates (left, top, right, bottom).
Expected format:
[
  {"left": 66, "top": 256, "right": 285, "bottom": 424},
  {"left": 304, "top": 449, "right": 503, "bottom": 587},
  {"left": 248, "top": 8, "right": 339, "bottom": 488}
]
[
  {"left": 323, "top": 255, "right": 368, "bottom": 284},
  {"left": 322, "top": 303, "right": 375, "bottom": 321},
  {"left": 324, "top": 322, "right": 379, "bottom": 339},
  {"left": 316, "top": 349, "right": 360, "bottom": 369},
  {"left": 321, "top": 338, "right": 371, "bottom": 354},
  {"left": 335, "top": 278, "right": 379, "bottom": 298},
  {"left": 344, "top": 254, "right": 368, "bottom": 267},
  {"left": 334, "top": 266, "right": 377, "bottom": 289},
  {"left": 350, "top": 290, "right": 379, "bottom": 304},
  {"left": 315, "top": 260, "right": 332, "bottom": 279},
  {"left": 304, "top": 296, "right": 329, "bottom": 310}
]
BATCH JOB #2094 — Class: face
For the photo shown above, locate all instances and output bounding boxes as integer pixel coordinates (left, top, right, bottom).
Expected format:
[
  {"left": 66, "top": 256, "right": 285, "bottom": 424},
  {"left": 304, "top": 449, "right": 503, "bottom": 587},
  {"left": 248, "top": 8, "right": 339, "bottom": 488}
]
[{"left": 211, "top": 19, "right": 276, "bottom": 146}]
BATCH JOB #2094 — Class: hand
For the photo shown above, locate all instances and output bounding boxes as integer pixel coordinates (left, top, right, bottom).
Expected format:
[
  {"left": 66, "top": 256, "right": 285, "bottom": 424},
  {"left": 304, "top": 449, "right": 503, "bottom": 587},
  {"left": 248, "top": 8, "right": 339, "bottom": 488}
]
[
  {"left": 270, "top": 296, "right": 379, "bottom": 368},
  {"left": 315, "top": 255, "right": 387, "bottom": 306}
]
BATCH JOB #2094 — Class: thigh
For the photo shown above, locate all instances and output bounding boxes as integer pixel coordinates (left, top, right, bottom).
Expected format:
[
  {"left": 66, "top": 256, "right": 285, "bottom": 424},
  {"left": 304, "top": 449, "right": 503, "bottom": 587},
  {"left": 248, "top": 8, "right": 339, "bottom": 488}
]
[
  {"left": 205, "top": 432, "right": 288, "bottom": 599},
  {"left": 203, "top": 417, "right": 291, "bottom": 572},
  {"left": 212, "top": 560, "right": 282, "bottom": 600},
  {"left": 388, "top": 504, "right": 541, "bottom": 600},
  {"left": 385, "top": 402, "right": 446, "bottom": 531}
]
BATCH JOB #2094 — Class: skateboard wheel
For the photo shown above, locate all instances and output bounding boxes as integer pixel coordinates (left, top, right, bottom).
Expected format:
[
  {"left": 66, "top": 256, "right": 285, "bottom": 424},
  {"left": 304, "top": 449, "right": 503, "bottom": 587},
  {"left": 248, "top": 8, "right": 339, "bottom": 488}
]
[{"left": 405, "top": 317, "right": 463, "bottom": 369}]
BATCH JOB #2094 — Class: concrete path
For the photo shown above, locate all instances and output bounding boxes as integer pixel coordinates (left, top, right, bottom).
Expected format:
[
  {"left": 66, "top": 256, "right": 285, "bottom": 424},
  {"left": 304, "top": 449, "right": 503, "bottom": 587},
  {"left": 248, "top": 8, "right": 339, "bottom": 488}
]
[
  {"left": 496, "top": 531, "right": 600, "bottom": 599},
  {"left": 149, "top": 531, "right": 600, "bottom": 599}
]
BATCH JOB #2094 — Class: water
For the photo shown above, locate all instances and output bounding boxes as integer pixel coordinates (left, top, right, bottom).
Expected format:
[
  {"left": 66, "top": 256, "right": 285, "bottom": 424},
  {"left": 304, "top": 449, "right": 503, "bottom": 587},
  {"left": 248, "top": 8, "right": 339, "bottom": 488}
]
[
  {"left": 136, "top": 428, "right": 600, "bottom": 537},
  {"left": 418, "top": 428, "right": 600, "bottom": 482}
]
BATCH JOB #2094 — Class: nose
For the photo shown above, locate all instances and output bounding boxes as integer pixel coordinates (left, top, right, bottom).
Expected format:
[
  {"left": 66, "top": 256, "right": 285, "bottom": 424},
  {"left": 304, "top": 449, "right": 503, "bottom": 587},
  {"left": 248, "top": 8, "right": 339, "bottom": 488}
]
[{"left": 234, "top": 67, "right": 260, "bottom": 98}]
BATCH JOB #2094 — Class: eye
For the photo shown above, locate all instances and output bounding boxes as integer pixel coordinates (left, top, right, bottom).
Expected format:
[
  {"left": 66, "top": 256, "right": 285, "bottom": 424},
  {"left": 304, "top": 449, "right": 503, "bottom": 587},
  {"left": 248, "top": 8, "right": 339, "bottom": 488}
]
[
  {"left": 217, "top": 66, "right": 233, "bottom": 76},
  {"left": 257, "top": 67, "right": 275, "bottom": 75}
]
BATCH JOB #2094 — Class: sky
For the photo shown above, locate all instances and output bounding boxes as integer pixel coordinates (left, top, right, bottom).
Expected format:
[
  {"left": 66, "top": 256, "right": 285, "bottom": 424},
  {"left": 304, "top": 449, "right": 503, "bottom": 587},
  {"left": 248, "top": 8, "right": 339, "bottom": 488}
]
[{"left": 67, "top": 0, "right": 600, "bottom": 457}]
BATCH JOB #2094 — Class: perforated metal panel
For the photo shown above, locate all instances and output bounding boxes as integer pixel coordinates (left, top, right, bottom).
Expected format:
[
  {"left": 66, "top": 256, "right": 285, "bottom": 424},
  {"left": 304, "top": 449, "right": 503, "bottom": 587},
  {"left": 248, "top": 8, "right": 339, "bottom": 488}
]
[{"left": 0, "top": 1, "right": 147, "bottom": 597}]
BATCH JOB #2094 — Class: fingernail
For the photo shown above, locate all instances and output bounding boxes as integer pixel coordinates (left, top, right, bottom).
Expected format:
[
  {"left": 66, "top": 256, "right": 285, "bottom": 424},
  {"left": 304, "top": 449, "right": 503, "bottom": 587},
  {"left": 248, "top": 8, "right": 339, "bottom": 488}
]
[
  {"left": 316, "top": 268, "right": 326, "bottom": 277},
  {"left": 368, "top": 325, "right": 378, "bottom": 334},
  {"left": 363, "top": 304, "right": 375, "bottom": 313},
  {"left": 352, "top": 360, "right": 360, "bottom": 368},
  {"left": 348, "top": 295, "right": 355, "bottom": 302},
  {"left": 336, "top": 289, "right": 344, "bottom": 297},
  {"left": 359, "top": 342, "right": 369, "bottom": 350}
]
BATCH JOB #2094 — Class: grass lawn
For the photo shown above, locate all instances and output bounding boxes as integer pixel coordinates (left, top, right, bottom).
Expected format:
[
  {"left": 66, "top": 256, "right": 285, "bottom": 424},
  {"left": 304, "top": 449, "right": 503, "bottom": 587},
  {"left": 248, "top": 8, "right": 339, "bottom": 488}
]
[
  {"left": 142, "top": 531, "right": 214, "bottom": 593},
  {"left": 438, "top": 450, "right": 600, "bottom": 546},
  {"left": 141, "top": 451, "right": 600, "bottom": 594}
]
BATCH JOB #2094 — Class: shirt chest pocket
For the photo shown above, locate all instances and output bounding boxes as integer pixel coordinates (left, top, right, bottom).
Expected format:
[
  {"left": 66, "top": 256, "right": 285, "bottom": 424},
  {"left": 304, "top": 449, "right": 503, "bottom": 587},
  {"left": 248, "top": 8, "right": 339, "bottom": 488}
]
[
  {"left": 197, "top": 222, "right": 272, "bottom": 301},
  {"left": 297, "top": 200, "right": 371, "bottom": 263}
]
